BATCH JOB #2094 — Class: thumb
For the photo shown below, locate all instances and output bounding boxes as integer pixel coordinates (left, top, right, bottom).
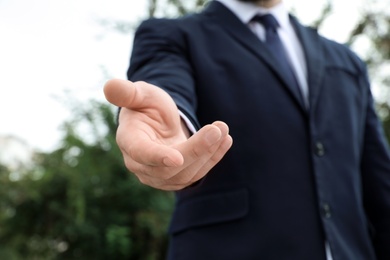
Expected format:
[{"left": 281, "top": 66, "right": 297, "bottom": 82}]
[
  {"left": 104, "top": 78, "right": 182, "bottom": 131},
  {"left": 103, "top": 79, "right": 162, "bottom": 109},
  {"left": 104, "top": 79, "right": 144, "bottom": 109}
]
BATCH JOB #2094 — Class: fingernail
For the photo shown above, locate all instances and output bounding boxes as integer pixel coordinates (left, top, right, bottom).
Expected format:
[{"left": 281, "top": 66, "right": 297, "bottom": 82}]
[{"left": 205, "top": 128, "right": 221, "bottom": 145}]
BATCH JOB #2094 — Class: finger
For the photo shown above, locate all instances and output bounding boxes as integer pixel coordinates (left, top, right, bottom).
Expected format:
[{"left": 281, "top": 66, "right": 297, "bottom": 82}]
[
  {"left": 177, "top": 124, "right": 223, "bottom": 164},
  {"left": 120, "top": 137, "right": 184, "bottom": 167},
  {"left": 166, "top": 134, "right": 233, "bottom": 187},
  {"left": 157, "top": 122, "right": 228, "bottom": 185},
  {"left": 122, "top": 157, "right": 186, "bottom": 191},
  {"left": 211, "top": 121, "right": 229, "bottom": 137},
  {"left": 189, "top": 134, "right": 233, "bottom": 183},
  {"left": 122, "top": 127, "right": 233, "bottom": 191},
  {"left": 176, "top": 121, "right": 230, "bottom": 165},
  {"left": 160, "top": 122, "right": 227, "bottom": 179},
  {"left": 123, "top": 123, "right": 225, "bottom": 182}
]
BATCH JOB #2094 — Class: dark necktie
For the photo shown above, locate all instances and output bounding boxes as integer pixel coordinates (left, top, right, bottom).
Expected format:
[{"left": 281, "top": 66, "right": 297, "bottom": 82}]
[{"left": 252, "top": 14, "right": 304, "bottom": 106}]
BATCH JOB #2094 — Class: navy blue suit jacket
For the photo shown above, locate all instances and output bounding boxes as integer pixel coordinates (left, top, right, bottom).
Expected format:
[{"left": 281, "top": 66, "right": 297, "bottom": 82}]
[{"left": 127, "top": 1, "right": 390, "bottom": 259}]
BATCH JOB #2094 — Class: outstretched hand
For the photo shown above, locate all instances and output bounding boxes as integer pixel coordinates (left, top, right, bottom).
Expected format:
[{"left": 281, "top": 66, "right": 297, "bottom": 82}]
[{"left": 103, "top": 79, "right": 233, "bottom": 190}]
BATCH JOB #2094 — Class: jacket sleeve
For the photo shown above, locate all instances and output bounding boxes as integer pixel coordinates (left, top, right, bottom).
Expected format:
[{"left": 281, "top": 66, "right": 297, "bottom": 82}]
[
  {"left": 127, "top": 18, "right": 201, "bottom": 130},
  {"left": 360, "top": 62, "right": 390, "bottom": 259}
]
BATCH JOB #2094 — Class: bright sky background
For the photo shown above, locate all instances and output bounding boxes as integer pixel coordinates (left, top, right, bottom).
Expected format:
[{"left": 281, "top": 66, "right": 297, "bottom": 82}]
[{"left": 0, "top": 0, "right": 370, "bottom": 152}]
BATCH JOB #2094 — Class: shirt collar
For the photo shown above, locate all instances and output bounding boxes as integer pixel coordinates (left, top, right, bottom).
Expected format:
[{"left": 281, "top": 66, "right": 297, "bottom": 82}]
[{"left": 216, "top": 0, "right": 290, "bottom": 29}]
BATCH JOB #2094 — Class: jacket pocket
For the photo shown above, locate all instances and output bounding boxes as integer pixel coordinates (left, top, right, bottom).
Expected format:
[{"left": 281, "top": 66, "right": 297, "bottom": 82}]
[{"left": 168, "top": 188, "right": 249, "bottom": 235}]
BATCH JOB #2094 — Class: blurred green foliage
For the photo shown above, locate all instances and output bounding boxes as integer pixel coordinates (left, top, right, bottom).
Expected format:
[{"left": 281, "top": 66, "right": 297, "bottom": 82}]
[{"left": 0, "top": 100, "right": 173, "bottom": 259}]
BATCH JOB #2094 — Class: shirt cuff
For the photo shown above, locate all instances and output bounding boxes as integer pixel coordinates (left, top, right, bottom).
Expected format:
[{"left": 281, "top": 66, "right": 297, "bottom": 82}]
[{"left": 178, "top": 110, "right": 197, "bottom": 135}]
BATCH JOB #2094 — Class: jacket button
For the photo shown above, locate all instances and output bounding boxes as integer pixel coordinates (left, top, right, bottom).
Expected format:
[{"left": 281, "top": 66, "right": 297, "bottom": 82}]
[
  {"left": 322, "top": 203, "right": 332, "bottom": 218},
  {"left": 315, "top": 142, "right": 325, "bottom": 156}
]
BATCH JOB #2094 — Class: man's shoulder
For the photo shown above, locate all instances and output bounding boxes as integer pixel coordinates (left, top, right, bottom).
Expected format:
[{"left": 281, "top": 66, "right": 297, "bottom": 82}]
[
  {"left": 138, "top": 11, "right": 205, "bottom": 30},
  {"left": 133, "top": 11, "right": 212, "bottom": 47},
  {"left": 292, "top": 16, "right": 361, "bottom": 64},
  {"left": 313, "top": 32, "right": 365, "bottom": 72}
]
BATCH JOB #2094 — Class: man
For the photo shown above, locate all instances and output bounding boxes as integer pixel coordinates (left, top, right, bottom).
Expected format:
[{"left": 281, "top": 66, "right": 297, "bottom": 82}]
[{"left": 103, "top": 0, "right": 390, "bottom": 259}]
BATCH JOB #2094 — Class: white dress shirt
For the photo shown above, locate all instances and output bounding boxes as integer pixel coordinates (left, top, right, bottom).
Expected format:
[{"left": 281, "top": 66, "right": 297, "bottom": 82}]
[{"left": 217, "top": 0, "right": 309, "bottom": 105}]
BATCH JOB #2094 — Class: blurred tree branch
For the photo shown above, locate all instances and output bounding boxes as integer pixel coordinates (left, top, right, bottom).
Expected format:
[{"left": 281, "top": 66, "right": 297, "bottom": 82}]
[{"left": 311, "top": 0, "right": 333, "bottom": 30}]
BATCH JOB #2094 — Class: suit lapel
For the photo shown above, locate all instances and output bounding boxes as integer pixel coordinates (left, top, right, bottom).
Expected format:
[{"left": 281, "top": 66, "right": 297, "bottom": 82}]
[
  {"left": 290, "top": 17, "right": 326, "bottom": 113},
  {"left": 203, "top": 1, "right": 307, "bottom": 112}
]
